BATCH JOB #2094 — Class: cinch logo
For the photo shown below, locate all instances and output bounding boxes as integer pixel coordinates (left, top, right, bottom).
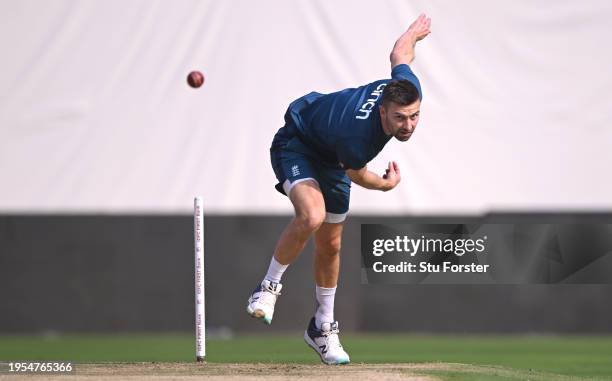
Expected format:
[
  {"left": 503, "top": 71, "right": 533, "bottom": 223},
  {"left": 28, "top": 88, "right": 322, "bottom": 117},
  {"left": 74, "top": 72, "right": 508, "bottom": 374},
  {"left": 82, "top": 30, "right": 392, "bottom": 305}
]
[
  {"left": 291, "top": 165, "right": 300, "bottom": 177},
  {"left": 356, "top": 83, "right": 386, "bottom": 120}
]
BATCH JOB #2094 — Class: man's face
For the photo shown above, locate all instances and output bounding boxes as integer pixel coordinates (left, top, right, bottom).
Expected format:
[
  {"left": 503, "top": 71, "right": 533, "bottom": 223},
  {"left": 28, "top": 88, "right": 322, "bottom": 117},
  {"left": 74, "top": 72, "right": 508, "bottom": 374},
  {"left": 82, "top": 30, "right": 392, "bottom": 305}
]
[{"left": 380, "top": 100, "right": 421, "bottom": 141}]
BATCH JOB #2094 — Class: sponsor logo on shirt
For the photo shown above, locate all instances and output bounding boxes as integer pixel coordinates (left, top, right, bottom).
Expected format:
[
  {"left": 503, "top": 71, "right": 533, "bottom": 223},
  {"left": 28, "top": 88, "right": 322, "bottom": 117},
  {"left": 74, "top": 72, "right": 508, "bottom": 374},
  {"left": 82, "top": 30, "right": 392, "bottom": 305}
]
[{"left": 356, "top": 83, "right": 386, "bottom": 120}]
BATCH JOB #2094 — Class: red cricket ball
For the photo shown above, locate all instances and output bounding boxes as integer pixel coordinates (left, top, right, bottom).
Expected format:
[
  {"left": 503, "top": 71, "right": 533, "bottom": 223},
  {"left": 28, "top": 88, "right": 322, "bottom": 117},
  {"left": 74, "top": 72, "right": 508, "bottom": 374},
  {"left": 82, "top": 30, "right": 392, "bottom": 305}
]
[{"left": 187, "top": 71, "right": 205, "bottom": 88}]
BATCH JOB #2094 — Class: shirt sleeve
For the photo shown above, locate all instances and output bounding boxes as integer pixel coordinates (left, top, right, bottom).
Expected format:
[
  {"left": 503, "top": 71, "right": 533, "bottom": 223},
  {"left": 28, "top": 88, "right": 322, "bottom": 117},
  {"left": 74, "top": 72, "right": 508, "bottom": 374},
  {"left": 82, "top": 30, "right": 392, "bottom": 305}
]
[
  {"left": 391, "top": 64, "right": 422, "bottom": 99},
  {"left": 337, "top": 139, "right": 368, "bottom": 170}
]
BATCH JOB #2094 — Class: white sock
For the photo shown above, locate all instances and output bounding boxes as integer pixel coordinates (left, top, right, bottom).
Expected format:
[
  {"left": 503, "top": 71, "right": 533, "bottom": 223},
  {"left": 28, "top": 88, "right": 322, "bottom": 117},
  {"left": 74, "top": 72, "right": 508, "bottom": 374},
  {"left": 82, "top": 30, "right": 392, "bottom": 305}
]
[
  {"left": 264, "top": 256, "right": 288, "bottom": 283},
  {"left": 315, "top": 285, "right": 336, "bottom": 328}
]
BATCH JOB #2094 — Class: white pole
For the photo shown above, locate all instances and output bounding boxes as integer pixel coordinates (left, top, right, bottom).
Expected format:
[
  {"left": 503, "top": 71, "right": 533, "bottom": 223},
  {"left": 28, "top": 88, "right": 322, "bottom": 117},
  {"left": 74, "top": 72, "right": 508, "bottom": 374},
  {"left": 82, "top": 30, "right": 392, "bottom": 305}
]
[{"left": 194, "top": 196, "right": 205, "bottom": 362}]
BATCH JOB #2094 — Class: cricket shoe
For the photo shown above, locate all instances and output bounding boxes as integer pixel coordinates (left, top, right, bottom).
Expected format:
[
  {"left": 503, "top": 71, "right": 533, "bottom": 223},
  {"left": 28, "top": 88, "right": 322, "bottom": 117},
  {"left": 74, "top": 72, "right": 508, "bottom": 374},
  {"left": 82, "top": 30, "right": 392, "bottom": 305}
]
[
  {"left": 246, "top": 279, "right": 282, "bottom": 325},
  {"left": 304, "top": 317, "right": 350, "bottom": 365}
]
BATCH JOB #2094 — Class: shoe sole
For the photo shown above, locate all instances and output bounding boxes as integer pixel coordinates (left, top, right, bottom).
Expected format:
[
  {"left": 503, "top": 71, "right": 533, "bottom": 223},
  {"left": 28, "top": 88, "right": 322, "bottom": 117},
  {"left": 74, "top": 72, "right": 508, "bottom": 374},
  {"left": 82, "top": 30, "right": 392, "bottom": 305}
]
[{"left": 303, "top": 331, "right": 350, "bottom": 365}]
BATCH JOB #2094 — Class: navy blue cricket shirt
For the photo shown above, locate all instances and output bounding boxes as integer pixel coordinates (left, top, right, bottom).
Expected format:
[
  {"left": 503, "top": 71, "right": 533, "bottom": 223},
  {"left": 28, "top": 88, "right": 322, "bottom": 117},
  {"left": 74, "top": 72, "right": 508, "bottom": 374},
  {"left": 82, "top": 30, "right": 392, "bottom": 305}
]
[{"left": 277, "top": 64, "right": 421, "bottom": 170}]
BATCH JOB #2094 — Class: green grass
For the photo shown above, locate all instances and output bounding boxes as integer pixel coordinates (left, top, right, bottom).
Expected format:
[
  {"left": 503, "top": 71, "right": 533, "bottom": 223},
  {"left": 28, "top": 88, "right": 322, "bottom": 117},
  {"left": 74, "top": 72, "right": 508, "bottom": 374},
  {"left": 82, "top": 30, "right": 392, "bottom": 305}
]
[{"left": 1, "top": 334, "right": 611, "bottom": 380}]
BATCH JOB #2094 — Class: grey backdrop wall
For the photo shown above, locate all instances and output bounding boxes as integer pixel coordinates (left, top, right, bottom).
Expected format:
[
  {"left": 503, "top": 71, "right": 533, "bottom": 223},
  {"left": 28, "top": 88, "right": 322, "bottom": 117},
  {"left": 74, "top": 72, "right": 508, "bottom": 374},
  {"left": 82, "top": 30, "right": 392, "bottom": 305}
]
[{"left": 1, "top": 214, "right": 611, "bottom": 334}]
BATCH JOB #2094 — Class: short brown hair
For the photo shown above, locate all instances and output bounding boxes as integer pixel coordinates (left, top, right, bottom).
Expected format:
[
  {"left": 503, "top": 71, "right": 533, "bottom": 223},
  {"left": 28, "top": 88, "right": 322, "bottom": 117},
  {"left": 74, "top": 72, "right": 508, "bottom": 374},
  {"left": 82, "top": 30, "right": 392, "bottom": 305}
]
[{"left": 382, "top": 80, "right": 420, "bottom": 107}]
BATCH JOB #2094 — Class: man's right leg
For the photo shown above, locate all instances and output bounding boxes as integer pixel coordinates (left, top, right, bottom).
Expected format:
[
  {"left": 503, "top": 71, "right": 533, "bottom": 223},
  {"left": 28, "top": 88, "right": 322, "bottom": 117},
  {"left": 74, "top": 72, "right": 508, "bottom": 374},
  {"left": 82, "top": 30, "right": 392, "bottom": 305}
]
[
  {"left": 247, "top": 180, "right": 326, "bottom": 324},
  {"left": 274, "top": 180, "right": 326, "bottom": 265}
]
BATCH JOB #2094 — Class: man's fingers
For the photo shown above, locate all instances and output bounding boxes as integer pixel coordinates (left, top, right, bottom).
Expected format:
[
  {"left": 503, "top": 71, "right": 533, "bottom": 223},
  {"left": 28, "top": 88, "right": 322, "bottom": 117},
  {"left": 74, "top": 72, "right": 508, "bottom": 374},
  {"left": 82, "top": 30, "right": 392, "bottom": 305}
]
[
  {"left": 422, "top": 18, "right": 431, "bottom": 31},
  {"left": 411, "top": 14, "right": 431, "bottom": 40},
  {"left": 408, "top": 13, "right": 428, "bottom": 32},
  {"left": 392, "top": 161, "right": 400, "bottom": 174},
  {"left": 419, "top": 14, "right": 428, "bottom": 25}
]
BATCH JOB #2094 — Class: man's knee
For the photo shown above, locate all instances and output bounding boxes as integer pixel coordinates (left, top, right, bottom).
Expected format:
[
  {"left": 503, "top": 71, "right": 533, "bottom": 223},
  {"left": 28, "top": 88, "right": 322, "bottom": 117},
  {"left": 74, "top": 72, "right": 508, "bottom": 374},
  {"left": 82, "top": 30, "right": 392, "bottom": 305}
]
[
  {"left": 316, "top": 234, "right": 342, "bottom": 257},
  {"left": 295, "top": 209, "right": 326, "bottom": 233}
]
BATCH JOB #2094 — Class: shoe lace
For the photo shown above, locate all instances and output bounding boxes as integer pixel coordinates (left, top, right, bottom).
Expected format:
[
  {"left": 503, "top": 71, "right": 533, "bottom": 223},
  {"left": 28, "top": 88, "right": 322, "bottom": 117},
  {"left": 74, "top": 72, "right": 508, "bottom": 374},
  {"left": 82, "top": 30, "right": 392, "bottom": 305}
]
[
  {"left": 322, "top": 325, "right": 342, "bottom": 349},
  {"left": 258, "top": 286, "right": 281, "bottom": 306}
]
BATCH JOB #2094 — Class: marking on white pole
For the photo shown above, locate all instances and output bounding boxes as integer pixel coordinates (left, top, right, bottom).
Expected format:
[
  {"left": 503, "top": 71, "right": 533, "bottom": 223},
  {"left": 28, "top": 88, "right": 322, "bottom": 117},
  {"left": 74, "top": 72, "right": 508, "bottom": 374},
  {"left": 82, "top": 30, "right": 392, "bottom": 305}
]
[{"left": 194, "top": 196, "right": 205, "bottom": 362}]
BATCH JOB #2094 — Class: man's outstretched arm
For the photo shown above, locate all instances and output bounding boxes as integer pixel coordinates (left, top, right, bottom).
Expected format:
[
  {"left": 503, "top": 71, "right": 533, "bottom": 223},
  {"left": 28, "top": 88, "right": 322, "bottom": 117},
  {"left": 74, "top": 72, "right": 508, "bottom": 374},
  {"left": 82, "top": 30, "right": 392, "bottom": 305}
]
[
  {"left": 347, "top": 161, "right": 401, "bottom": 192},
  {"left": 390, "top": 13, "right": 431, "bottom": 68}
]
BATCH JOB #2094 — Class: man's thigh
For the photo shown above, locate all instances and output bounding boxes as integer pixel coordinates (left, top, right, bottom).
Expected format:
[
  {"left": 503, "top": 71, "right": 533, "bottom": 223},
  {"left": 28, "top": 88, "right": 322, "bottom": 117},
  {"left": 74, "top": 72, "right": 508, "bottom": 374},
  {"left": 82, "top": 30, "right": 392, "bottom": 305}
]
[
  {"left": 289, "top": 180, "right": 325, "bottom": 218},
  {"left": 271, "top": 146, "right": 319, "bottom": 195},
  {"left": 271, "top": 146, "right": 350, "bottom": 223},
  {"left": 314, "top": 166, "right": 351, "bottom": 224}
]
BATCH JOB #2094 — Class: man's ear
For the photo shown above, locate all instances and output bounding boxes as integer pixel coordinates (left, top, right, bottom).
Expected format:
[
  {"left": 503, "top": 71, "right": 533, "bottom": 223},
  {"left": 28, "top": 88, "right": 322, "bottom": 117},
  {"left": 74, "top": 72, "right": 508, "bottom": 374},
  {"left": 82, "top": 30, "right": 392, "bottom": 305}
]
[{"left": 379, "top": 104, "right": 386, "bottom": 118}]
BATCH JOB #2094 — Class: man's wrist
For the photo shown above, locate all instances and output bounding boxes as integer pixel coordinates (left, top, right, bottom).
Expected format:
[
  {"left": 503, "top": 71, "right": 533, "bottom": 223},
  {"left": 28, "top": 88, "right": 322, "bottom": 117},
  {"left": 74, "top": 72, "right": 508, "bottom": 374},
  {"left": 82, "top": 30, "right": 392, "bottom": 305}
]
[{"left": 380, "top": 180, "right": 394, "bottom": 192}]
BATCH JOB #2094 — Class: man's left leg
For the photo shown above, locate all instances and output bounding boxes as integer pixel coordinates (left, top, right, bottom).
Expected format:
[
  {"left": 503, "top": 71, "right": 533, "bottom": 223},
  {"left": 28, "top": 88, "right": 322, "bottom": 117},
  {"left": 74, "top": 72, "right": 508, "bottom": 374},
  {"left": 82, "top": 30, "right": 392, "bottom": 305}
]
[
  {"left": 304, "top": 221, "right": 350, "bottom": 365},
  {"left": 313, "top": 222, "right": 342, "bottom": 321}
]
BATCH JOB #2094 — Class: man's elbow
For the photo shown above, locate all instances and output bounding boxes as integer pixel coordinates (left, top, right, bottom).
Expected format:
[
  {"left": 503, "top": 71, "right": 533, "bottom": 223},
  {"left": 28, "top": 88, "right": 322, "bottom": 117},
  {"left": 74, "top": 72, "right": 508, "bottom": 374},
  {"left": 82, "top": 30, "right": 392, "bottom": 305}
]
[
  {"left": 346, "top": 172, "right": 360, "bottom": 184},
  {"left": 346, "top": 168, "right": 364, "bottom": 184}
]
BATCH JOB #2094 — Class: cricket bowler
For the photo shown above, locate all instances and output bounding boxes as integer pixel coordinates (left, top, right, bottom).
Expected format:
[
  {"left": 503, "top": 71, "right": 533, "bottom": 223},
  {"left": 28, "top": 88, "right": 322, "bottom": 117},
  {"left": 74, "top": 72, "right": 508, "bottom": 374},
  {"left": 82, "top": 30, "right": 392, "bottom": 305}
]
[{"left": 247, "top": 14, "right": 431, "bottom": 364}]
